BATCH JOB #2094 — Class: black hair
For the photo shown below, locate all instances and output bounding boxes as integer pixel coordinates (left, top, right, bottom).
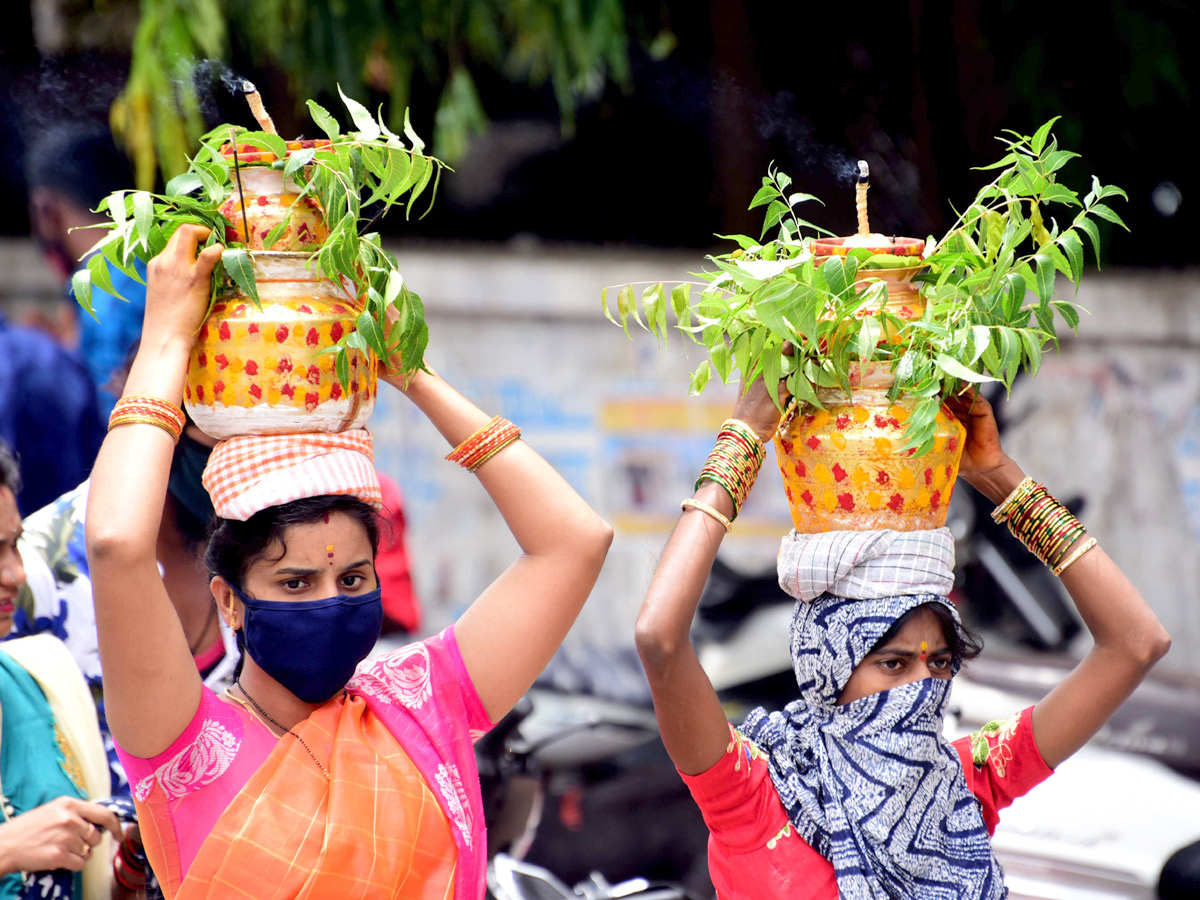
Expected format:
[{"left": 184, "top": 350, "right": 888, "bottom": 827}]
[
  {"left": 869, "top": 601, "right": 984, "bottom": 667},
  {"left": 204, "top": 495, "right": 382, "bottom": 591},
  {"left": 25, "top": 123, "right": 133, "bottom": 210},
  {"left": 0, "top": 440, "right": 21, "bottom": 495}
]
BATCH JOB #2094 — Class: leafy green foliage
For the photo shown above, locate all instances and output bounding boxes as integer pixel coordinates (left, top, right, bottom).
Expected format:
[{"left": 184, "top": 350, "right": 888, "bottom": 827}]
[
  {"left": 603, "top": 122, "right": 1126, "bottom": 454},
  {"left": 112, "top": 0, "right": 656, "bottom": 186},
  {"left": 82, "top": 91, "right": 448, "bottom": 384}
]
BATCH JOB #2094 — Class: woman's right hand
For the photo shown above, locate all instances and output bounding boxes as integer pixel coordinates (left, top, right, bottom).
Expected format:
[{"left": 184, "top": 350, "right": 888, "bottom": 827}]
[
  {"left": 0, "top": 796, "right": 121, "bottom": 875},
  {"left": 730, "top": 343, "right": 793, "bottom": 444},
  {"left": 141, "top": 224, "right": 223, "bottom": 347}
]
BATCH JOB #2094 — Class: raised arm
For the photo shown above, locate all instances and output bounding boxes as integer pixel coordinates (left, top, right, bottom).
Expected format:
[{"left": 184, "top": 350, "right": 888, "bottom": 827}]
[
  {"left": 636, "top": 376, "right": 786, "bottom": 775},
  {"left": 947, "top": 391, "right": 1171, "bottom": 769},
  {"left": 85, "top": 226, "right": 223, "bottom": 757},
  {"left": 380, "top": 364, "right": 612, "bottom": 723}
]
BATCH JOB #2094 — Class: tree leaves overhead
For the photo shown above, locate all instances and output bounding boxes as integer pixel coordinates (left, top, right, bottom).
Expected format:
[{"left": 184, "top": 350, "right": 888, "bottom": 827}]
[
  {"left": 111, "top": 0, "right": 659, "bottom": 187},
  {"left": 602, "top": 120, "right": 1126, "bottom": 455}
]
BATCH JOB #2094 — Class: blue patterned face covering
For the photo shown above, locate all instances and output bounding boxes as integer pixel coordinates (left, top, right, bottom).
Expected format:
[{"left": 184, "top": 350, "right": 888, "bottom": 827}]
[
  {"left": 231, "top": 582, "right": 383, "bottom": 703},
  {"left": 741, "top": 593, "right": 1006, "bottom": 900}
]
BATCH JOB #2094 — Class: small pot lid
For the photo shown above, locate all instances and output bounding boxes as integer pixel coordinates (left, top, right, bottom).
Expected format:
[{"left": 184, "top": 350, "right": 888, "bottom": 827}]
[
  {"left": 810, "top": 235, "right": 925, "bottom": 257},
  {"left": 219, "top": 138, "right": 333, "bottom": 166}
]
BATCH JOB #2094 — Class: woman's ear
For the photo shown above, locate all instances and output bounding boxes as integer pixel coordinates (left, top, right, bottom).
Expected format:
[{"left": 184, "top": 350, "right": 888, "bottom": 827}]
[{"left": 211, "top": 576, "right": 241, "bottom": 631}]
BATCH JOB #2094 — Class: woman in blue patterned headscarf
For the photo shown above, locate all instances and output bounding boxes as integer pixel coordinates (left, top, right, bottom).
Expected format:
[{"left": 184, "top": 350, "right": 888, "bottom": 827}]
[{"left": 634, "top": 375, "right": 1171, "bottom": 900}]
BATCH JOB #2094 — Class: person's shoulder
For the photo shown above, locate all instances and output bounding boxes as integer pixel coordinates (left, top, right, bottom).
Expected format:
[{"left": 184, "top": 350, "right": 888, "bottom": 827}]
[{"left": 955, "top": 706, "right": 1054, "bottom": 832}]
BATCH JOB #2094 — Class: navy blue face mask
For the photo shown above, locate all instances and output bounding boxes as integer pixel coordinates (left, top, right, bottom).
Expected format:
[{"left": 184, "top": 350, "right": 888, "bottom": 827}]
[{"left": 230, "top": 581, "right": 383, "bottom": 703}]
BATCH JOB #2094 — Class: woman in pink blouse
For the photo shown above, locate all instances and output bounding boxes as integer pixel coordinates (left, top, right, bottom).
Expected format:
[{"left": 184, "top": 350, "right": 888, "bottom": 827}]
[{"left": 635, "top": 371, "right": 1170, "bottom": 900}]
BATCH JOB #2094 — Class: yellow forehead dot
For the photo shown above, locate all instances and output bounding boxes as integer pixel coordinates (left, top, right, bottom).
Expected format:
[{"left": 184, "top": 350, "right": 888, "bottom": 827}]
[
  {"left": 920, "top": 640, "right": 928, "bottom": 653},
  {"left": 326, "top": 545, "right": 334, "bottom": 553}
]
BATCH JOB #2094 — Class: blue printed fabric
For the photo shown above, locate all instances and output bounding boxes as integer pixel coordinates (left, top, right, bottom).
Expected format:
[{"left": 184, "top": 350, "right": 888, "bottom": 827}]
[{"left": 741, "top": 593, "right": 1006, "bottom": 900}]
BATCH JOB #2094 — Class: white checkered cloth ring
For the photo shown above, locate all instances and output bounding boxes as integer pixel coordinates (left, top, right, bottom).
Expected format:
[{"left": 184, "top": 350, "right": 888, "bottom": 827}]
[
  {"left": 202, "top": 429, "right": 382, "bottom": 521},
  {"left": 777, "top": 527, "right": 955, "bottom": 602}
]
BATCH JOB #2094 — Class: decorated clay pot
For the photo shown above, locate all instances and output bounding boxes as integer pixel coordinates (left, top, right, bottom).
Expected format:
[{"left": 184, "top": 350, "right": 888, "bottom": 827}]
[
  {"left": 218, "top": 167, "right": 329, "bottom": 251},
  {"left": 811, "top": 236, "right": 927, "bottom": 340},
  {"left": 185, "top": 252, "right": 376, "bottom": 439},
  {"left": 774, "top": 362, "right": 966, "bottom": 533}
]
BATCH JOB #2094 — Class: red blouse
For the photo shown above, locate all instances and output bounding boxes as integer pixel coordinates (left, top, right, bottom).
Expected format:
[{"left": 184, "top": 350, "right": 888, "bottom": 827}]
[{"left": 679, "top": 706, "right": 1053, "bottom": 900}]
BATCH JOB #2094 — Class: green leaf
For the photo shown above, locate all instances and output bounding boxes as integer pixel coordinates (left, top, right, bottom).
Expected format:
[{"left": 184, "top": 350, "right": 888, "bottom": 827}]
[
  {"left": 1019, "top": 330, "right": 1044, "bottom": 377},
  {"left": 220, "top": 248, "right": 259, "bottom": 305},
  {"left": 262, "top": 221, "right": 288, "bottom": 250},
  {"left": 87, "top": 252, "right": 124, "bottom": 302},
  {"left": 1042, "top": 149, "right": 1079, "bottom": 174},
  {"left": 165, "top": 173, "right": 203, "bottom": 196},
  {"left": 1089, "top": 203, "right": 1129, "bottom": 231},
  {"left": 402, "top": 109, "right": 427, "bottom": 156},
  {"left": 307, "top": 100, "right": 341, "bottom": 140},
  {"left": 822, "top": 257, "right": 849, "bottom": 295},
  {"left": 335, "top": 347, "right": 351, "bottom": 390},
  {"left": 616, "top": 285, "right": 635, "bottom": 338},
  {"left": 970, "top": 325, "right": 991, "bottom": 363},
  {"left": 1058, "top": 230, "right": 1084, "bottom": 283},
  {"left": 71, "top": 268, "right": 95, "bottom": 319},
  {"left": 984, "top": 210, "right": 1004, "bottom": 261},
  {"left": 762, "top": 341, "right": 785, "bottom": 410},
  {"left": 857, "top": 316, "right": 882, "bottom": 362},
  {"left": 284, "top": 148, "right": 316, "bottom": 179},
  {"left": 670, "top": 283, "right": 693, "bottom": 329},
  {"left": 1052, "top": 300, "right": 1082, "bottom": 330},
  {"left": 789, "top": 370, "right": 821, "bottom": 409},
  {"left": 710, "top": 339, "right": 733, "bottom": 382},
  {"left": 689, "top": 360, "right": 711, "bottom": 394},
  {"left": 641, "top": 283, "right": 667, "bottom": 343},
  {"left": 339, "top": 86, "right": 381, "bottom": 141},
  {"left": 1032, "top": 252, "right": 1057, "bottom": 304},
  {"left": 1040, "top": 183, "right": 1081, "bottom": 206},
  {"left": 131, "top": 191, "right": 154, "bottom": 251},
  {"left": 355, "top": 308, "right": 389, "bottom": 359},
  {"left": 748, "top": 184, "right": 779, "bottom": 210},
  {"left": 935, "top": 354, "right": 999, "bottom": 384},
  {"left": 1030, "top": 117, "right": 1060, "bottom": 154},
  {"left": 238, "top": 131, "right": 289, "bottom": 160},
  {"left": 1075, "top": 216, "right": 1103, "bottom": 265}
]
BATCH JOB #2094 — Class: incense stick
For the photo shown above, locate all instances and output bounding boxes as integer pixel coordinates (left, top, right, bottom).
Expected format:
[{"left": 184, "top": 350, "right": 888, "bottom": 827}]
[
  {"left": 242, "top": 80, "right": 278, "bottom": 135},
  {"left": 230, "top": 129, "right": 252, "bottom": 245}
]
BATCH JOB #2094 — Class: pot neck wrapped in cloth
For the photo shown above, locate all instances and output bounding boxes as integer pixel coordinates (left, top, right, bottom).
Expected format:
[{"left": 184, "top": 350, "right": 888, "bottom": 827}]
[
  {"left": 201, "top": 428, "right": 383, "bottom": 521},
  {"left": 741, "top": 528, "right": 1007, "bottom": 900}
]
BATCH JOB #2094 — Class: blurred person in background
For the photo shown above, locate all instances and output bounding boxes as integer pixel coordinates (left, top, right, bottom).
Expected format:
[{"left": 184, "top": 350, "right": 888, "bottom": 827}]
[
  {"left": 0, "top": 439, "right": 126, "bottom": 900},
  {"left": 10, "top": 343, "right": 231, "bottom": 798},
  {"left": 26, "top": 124, "right": 146, "bottom": 418},
  {"left": 0, "top": 307, "right": 103, "bottom": 516}
]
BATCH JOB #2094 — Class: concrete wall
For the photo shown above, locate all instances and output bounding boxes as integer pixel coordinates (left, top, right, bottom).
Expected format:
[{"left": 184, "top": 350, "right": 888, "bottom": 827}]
[{"left": 4, "top": 238, "right": 1198, "bottom": 674}]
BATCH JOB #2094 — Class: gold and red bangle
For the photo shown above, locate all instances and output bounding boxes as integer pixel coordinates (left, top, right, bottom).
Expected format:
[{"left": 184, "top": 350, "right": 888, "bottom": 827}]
[
  {"left": 108, "top": 394, "right": 185, "bottom": 443},
  {"left": 446, "top": 416, "right": 521, "bottom": 473},
  {"left": 1001, "top": 479, "right": 1088, "bottom": 569},
  {"left": 991, "top": 476, "right": 1037, "bottom": 524},
  {"left": 1052, "top": 537, "right": 1099, "bottom": 577},
  {"left": 695, "top": 421, "right": 766, "bottom": 520}
]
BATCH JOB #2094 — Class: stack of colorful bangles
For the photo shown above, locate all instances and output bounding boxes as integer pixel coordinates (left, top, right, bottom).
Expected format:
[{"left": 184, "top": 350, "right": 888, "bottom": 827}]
[
  {"left": 445, "top": 416, "right": 522, "bottom": 473},
  {"left": 992, "top": 476, "right": 1099, "bottom": 577},
  {"left": 108, "top": 395, "right": 186, "bottom": 443},
  {"left": 112, "top": 832, "right": 149, "bottom": 892},
  {"left": 682, "top": 418, "right": 767, "bottom": 532}
]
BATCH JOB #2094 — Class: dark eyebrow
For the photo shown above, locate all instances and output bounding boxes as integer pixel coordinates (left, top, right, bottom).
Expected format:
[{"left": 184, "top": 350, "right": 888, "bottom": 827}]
[
  {"left": 872, "top": 645, "right": 952, "bottom": 658},
  {"left": 275, "top": 566, "right": 321, "bottom": 576},
  {"left": 341, "top": 559, "right": 372, "bottom": 572}
]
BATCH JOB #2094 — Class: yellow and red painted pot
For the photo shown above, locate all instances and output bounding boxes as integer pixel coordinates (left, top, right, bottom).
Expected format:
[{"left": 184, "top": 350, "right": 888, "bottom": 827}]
[
  {"left": 774, "top": 362, "right": 966, "bottom": 532},
  {"left": 811, "top": 236, "right": 926, "bottom": 342},
  {"left": 218, "top": 167, "right": 329, "bottom": 251},
  {"left": 185, "top": 252, "right": 376, "bottom": 439}
]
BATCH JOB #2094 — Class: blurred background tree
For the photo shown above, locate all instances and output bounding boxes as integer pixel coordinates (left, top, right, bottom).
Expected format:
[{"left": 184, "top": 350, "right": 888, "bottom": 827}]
[{"left": 0, "top": 0, "right": 1194, "bottom": 264}]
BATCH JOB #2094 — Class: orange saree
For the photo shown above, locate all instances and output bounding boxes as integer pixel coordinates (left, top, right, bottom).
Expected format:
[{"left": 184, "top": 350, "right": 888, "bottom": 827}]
[{"left": 171, "top": 692, "right": 456, "bottom": 900}]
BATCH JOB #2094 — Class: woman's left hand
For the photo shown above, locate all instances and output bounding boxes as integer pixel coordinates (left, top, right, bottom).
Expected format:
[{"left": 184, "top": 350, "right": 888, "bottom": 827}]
[
  {"left": 944, "top": 387, "right": 1023, "bottom": 504},
  {"left": 142, "top": 224, "right": 223, "bottom": 347}
]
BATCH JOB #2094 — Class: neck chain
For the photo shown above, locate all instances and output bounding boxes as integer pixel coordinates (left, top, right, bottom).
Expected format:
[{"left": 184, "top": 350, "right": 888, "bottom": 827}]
[{"left": 233, "top": 678, "right": 330, "bottom": 780}]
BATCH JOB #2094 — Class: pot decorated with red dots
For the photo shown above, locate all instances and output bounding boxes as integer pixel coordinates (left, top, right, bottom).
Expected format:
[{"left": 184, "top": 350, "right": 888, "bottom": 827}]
[
  {"left": 217, "top": 160, "right": 330, "bottom": 251},
  {"left": 811, "top": 236, "right": 927, "bottom": 344},
  {"left": 185, "top": 252, "right": 376, "bottom": 439},
  {"left": 774, "top": 362, "right": 965, "bottom": 533}
]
